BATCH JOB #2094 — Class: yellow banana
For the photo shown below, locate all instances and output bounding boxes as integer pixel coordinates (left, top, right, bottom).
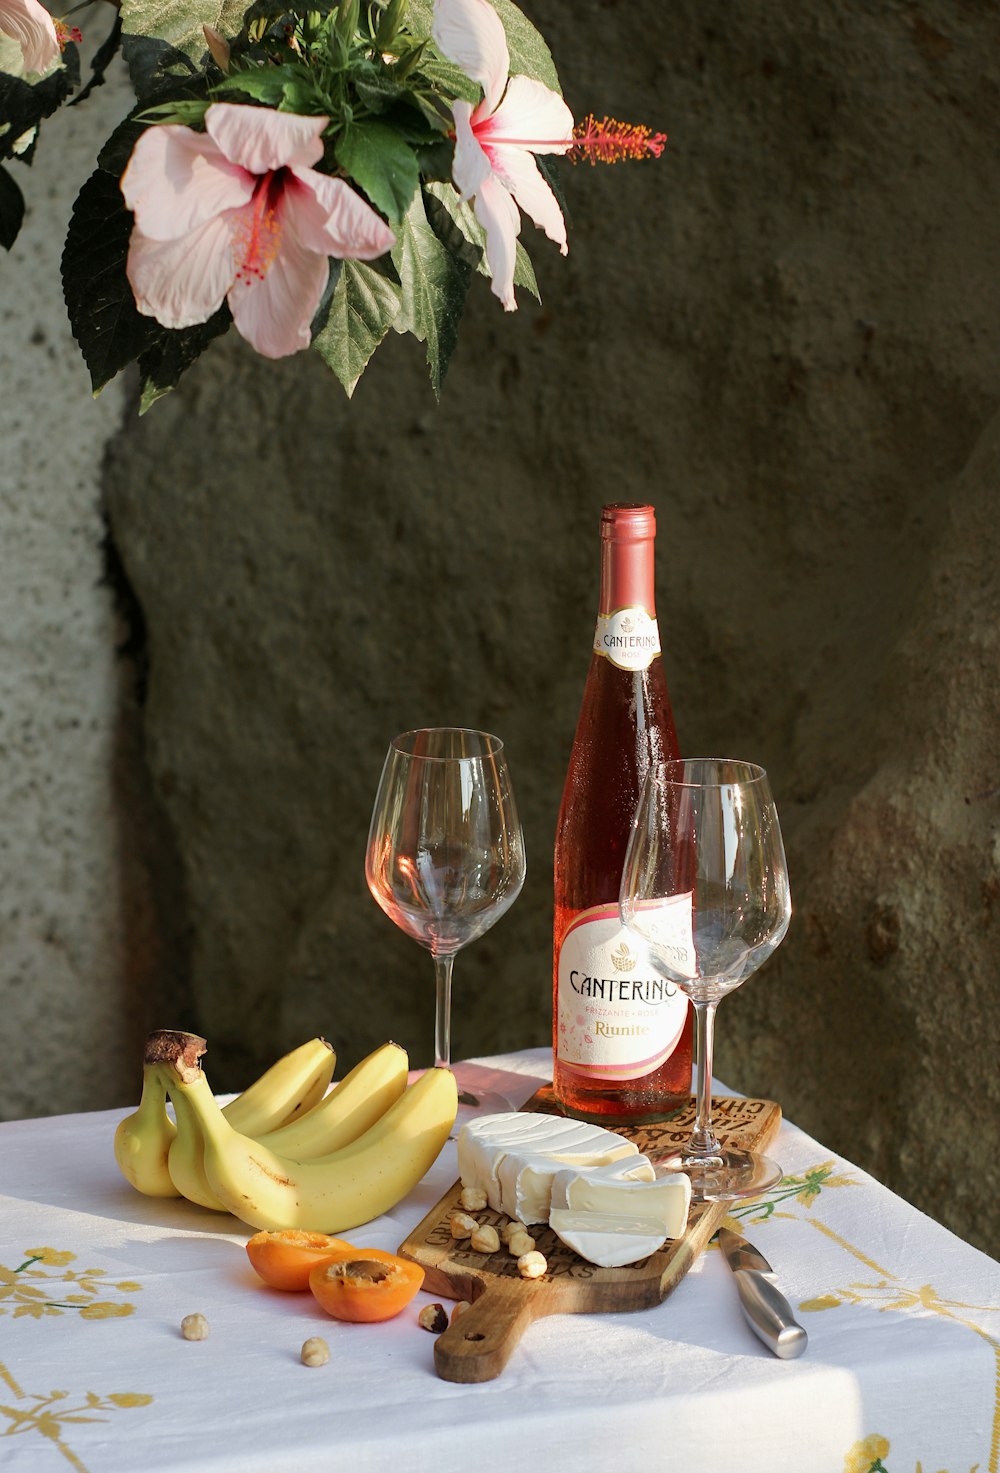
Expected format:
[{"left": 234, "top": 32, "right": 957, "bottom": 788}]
[
  {"left": 168, "top": 1041, "right": 411, "bottom": 1212},
  {"left": 167, "top": 1087, "right": 225, "bottom": 1209},
  {"left": 255, "top": 1041, "right": 410, "bottom": 1156},
  {"left": 116, "top": 1030, "right": 333, "bottom": 1206},
  {"left": 113, "top": 1066, "right": 179, "bottom": 1198},
  {"left": 221, "top": 1035, "right": 335, "bottom": 1135},
  {"left": 161, "top": 1051, "right": 457, "bottom": 1234}
]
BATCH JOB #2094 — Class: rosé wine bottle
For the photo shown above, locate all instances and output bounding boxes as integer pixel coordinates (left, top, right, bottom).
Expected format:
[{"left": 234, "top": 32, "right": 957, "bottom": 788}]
[{"left": 552, "top": 503, "right": 693, "bottom": 1123}]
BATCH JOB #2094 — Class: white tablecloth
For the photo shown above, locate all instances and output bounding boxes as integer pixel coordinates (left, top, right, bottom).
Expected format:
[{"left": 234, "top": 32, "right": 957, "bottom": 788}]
[{"left": 1, "top": 1049, "right": 998, "bottom": 1473}]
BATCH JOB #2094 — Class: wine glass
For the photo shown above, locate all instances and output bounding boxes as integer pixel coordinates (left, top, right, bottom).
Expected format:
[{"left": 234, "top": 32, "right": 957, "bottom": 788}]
[
  {"left": 619, "top": 758, "right": 791, "bottom": 1201},
  {"left": 365, "top": 728, "right": 526, "bottom": 1115}
]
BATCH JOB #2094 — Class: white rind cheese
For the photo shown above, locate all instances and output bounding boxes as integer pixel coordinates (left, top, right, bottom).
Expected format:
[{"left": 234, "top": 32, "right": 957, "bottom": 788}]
[
  {"left": 457, "top": 1112, "right": 643, "bottom": 1225},
  {"left": 548, "top": 1158, "right": 692, "bottom": 1267}
]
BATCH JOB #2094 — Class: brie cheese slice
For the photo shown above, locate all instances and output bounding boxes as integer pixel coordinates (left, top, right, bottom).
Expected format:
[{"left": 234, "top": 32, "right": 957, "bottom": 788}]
[
  {"left": 457, "top": 1112, "right": 643, "bottom": 1224},
  {"left": 548, "top": 1158, "right": 692, "bottom": 1267}
]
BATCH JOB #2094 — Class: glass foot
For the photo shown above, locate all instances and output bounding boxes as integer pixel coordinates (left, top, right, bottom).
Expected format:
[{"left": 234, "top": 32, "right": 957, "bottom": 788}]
[{"left": 649, "top": 1145, "right": 782, "bottom": 1203}]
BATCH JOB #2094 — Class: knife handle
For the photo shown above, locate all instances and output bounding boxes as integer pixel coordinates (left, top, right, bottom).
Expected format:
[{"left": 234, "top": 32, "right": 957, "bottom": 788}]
[{"left": 731, "top": 1270, "right": 808, "bottom": 1359}]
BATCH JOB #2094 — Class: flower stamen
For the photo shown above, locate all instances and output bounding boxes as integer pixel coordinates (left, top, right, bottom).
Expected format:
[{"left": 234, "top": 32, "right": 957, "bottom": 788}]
[
  {"left": 233, "top": 172, "right": 284, "bottom": 285},
  {"left": 53, "top": 17, "right": 82, "bottom": 48},
  {"left": 570, "top": 114, "right": 667, "bottom": 165}
]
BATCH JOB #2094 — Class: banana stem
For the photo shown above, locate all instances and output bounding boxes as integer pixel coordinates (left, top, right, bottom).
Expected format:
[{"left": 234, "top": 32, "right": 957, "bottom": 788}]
[{"left": 143, "top": 1029, "right": 208, "bottom": 1081}]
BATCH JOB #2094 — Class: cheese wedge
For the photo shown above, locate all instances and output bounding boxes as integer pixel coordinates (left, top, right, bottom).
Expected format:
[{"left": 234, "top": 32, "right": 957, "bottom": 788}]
[
  {"left": 457, "top": 1112, "right": 643, "bottom": 1225},
  {"left": 548, "top": 1158, "right": 692, "bottom": 1267}
]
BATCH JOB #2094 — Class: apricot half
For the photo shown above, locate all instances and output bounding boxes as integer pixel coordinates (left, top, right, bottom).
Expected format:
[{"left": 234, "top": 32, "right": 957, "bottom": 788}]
[
  {"left": 308, "top": 1248, "right": 424, "bottom": 1323},
  {"left": 246, "top": 1230, "right": 355, "bottom": 1292}
]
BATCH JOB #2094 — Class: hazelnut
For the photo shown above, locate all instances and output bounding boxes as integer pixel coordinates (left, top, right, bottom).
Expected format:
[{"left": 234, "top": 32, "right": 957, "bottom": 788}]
[
  {"left": 517, "top": 1250, "right": 547, "bottom": 1280},
  {"left": 417, "top": 1303, "right": 449, "bottom": 1334},
  {"left": 300, "top": 1337, "right": 330, "bottom": 1367},
  {"left": 507, "top": 1230, "right": 536, "bottom": 1257},
  {"left": 449, "top": 1211, "right": 478, "bottom": 1239},
  {"left": 459, "top": 1186, "right": 488, "bottom": 1212},
  {"left": 180, "top": 1312, "right": 209, "bottom": 1341},
  {"left": 500, "top": 1220, "right": 529, "bottom": 1244},
  {"left": 469, "top": 1224, "right": 501, "bottom": 1254}
]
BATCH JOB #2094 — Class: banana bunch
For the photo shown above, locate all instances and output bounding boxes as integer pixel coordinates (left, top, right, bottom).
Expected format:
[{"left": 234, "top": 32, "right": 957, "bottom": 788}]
[
  {"left": 116, "top": 1030, "right": 458, "bottom": 1235},
  {"left": 114, "top": 1032, "right": 335, "bottom": 1199},
  {"left": 167, "top": 1039, "right": 411, "bottom": 1211}
]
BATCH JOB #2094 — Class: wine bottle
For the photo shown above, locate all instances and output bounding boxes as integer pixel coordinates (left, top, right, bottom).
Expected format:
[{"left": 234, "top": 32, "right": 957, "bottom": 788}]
[{"left": 552, "top": 503, "right": 693, "bottom": 1123}]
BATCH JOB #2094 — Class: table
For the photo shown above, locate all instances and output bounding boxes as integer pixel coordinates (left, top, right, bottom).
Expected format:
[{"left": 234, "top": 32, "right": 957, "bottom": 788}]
[{"left": 2, "top": 1048, "right": 998, "bottom": 1473}]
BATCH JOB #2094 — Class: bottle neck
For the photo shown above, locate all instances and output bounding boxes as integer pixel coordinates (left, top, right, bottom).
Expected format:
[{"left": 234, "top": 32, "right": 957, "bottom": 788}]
[{"left": 600, "top": 535, "right": 656, "bottom": 616}]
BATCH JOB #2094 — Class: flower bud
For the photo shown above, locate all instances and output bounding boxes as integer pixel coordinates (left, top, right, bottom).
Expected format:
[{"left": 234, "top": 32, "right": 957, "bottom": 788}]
[{"left": 202, "top": 25, "right": 230, "bottom": 72}]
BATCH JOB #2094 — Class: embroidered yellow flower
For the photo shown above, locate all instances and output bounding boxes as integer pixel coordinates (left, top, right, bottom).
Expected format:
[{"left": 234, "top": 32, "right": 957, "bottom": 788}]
[
  {"left": 800, "top": 1294, "right": 842, "bottom": 1312},
  {"left": 107, "top": 1393, "right": 153, "bottom": 1407},
  {"left": 80, "top": 1301, "right": 134, "bottom": 1319},
  {"left": 25, "top": 1248, "right": 76, "bottom": 1267},
  {"left": 843, "top": 1434, "right": 889, "bottom": 1473},
  {"left": 13, "top": 1299, "right": 62, "bottom": 1318},
  {"left": 790, "top": 1162, "right": 859, "bottom": 1208}
]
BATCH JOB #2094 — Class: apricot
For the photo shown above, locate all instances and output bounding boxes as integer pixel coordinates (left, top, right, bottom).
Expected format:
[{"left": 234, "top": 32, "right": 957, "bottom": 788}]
[
  {"left": 246, "top": 1230, "right": 355, "bottom": 1291},
  {"left": 308, "top": 1248, "right": 424, "bottom": 1323}
]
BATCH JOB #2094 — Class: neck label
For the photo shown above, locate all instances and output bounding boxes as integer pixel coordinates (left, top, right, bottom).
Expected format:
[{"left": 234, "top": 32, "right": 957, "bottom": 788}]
[{"left": 593, "top": 607, "right": 661, "bottom": 671}]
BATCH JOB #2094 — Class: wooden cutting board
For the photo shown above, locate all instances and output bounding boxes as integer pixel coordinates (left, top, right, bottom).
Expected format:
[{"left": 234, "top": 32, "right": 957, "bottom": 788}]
[{"left": 398, "top": 1091, "right": 781, "bottom": 1382}]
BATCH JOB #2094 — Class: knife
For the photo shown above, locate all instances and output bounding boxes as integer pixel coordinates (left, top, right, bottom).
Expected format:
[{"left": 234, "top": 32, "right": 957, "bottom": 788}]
[{"left": 717, "top": 1228, "right": 808, "bottom": 1360}]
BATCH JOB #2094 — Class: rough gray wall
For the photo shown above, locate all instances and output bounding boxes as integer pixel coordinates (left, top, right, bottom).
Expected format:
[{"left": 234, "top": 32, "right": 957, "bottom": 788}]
[
  {"left": 1, "top": 1, "right": 997, "bottom": 1259},
  {"left": 0, "top": 59, "right": 161, "bottom": 1118}
]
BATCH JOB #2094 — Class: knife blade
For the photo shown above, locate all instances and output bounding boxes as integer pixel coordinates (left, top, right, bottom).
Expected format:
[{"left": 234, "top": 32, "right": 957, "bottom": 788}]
[{"left": 717, "top": 1228, "right": 808, "bottom": 1360}]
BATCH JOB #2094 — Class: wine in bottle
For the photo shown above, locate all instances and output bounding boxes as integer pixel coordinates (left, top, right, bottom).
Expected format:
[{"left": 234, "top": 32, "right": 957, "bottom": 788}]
[{"left": 553, "top": 503, "right": 693, "bottom": 1123}]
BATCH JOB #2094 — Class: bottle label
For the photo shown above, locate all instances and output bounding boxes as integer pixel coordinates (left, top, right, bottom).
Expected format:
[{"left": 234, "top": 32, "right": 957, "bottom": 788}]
[
  {"left": 556, "top": 903, "right": 690, "bottom": 1081},
  {"left": 593, "top": 608, "right": 661, "bottom": 671}
]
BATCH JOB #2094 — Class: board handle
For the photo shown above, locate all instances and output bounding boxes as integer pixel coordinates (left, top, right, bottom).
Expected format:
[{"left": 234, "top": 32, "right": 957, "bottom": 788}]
[{"left": 434, "top": 1278, "right": 547, "bottom": 1384}]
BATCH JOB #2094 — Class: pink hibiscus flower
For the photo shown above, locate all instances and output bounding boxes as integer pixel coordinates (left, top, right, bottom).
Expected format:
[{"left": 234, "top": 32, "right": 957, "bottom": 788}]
[
  {"left": 0, "top": 0, "right": 60, "bottom": 75},
  {"left": 120, "top": 102, "right": 396, "bottom": 359},
  {"left": 432, "top": 0, "right": 574, "bottom": 311}
]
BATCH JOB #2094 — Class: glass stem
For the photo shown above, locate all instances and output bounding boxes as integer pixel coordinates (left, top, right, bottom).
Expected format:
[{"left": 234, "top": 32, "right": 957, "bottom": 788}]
[
  {"left": 687, "top": 998, "right": 722, "bottom": 1158},
  {"left": 433, "top": 954, "right": 455, "bottom": 1072}
]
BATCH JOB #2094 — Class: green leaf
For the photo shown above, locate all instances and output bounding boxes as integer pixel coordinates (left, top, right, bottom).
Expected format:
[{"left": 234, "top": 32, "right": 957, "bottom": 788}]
[
  {"left": 120, "top": 0, "right": 247, "bottom": 66},
  {"left": 312, "top": 257, "right": 402, "bottom": 396},
  {"left": 135, "top": 98, "right": 210, "bottom": 125},
  {"left": 213, "top": 63, "right": 306, "bottom": 108},
  {"left": 334, "top": 119, "right": 419, "bottom": 223},
  {"left": 0, "top": 52, "right": 79, "bottom": 164},
  {"left": 490, "top": 0, "right": 560, "bottom": 88},
  {"left": 414, "top": 53, "right": 479, "bottom": 104},
  {"left": 375, "top": 0, "right": 407, "bottom": 50},
  {"left": 97, "top": 114, "right": 147, "bottom": 174},
  {"left": 61, "top": 162, "right": 228, "bottom": 396},
  {"left": 422, "top": 182, "right": 480, "bottom": 268},
  {"left": 353, "top": 69, "right": 403, "bottom": 113},
  {"left": 136, "top": 304, "right": 231, "bottom": 412},
  {"left": 390, "top": 188, "right": 470, "bottom": 395},
  {"left": 0, "top": 164, "right": 24, "bottom": 250},
  {"left": 240, "top": 0, "right": 339, "bottom": 31},
  {"left": 62, "top": 163, "right": 147, "bottom": 391},
  {"left": 424, "top": 180, "right": 539, "bottom": 300},
  {"left": 406, "top": 0, "right": 561, "bottom": 92},
  {"left": 120, "top": 33, "right": 198, "bottom": 102}
]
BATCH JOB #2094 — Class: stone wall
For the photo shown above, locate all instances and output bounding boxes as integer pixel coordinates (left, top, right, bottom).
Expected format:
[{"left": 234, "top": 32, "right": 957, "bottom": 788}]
[
  {"left": 1, "top": 1, "right": 997, "bottom": 1257},
  {"left": 0, "top": 58, "right": 156, "bottom": 1119}
]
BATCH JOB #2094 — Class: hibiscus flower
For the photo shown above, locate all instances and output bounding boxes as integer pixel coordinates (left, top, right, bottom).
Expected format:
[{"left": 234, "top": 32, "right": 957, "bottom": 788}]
[
  {"left": 432, "top": 0, "right": 574, "bottom": 311},
  {"left": 121, "top": 102, "right": 396, "bottom": 359},
  {"left": 0, "top": 0, "right": 59, "bottom": 76}
]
